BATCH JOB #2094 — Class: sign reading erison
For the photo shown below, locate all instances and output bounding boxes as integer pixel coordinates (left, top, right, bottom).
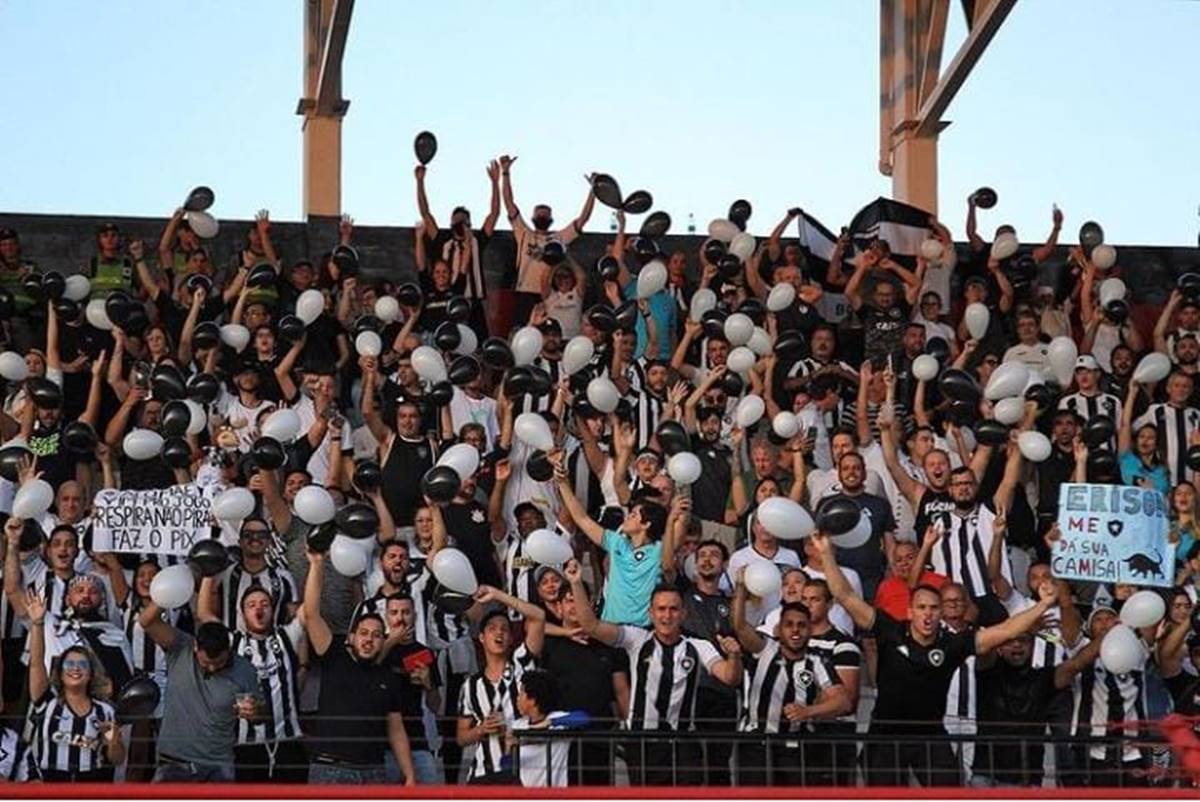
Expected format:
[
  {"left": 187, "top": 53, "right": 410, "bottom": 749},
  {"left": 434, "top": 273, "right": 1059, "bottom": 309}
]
[{"left": 1052, "top": 483, "right": 1171, "bottom": 588}]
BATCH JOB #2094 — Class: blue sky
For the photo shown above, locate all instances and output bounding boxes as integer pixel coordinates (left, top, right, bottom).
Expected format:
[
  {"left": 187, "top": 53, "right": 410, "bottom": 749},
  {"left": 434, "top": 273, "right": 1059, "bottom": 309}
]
[{"left": 1, "top": 1, "right": 1197, "bottom": 246}]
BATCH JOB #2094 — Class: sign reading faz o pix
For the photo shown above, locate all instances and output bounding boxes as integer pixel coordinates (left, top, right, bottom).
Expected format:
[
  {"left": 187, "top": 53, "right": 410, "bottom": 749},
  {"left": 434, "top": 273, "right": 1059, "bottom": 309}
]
[
  {"left": 91, "top": 484, "right": 215, "bottom": 556},
  {"left": 1052, "top": 483, "right": 1172, "bottom": 588}
]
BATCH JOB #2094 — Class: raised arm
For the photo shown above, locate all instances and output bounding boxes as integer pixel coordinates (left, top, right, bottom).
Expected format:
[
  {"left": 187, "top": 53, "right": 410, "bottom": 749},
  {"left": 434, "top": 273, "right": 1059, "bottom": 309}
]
[
  {"left": 1118, "top": 380, "right": 1139, "bottom": 454},
  {"left": 878, "top": 407, "right": 923, "bottom": 507},
  {"left": 571, "top": 183, "right": 596, "bottom": 234},
  {"left": 45, "top": 301, "right": 62, "bottom": 374},
  {"left": 482, "top": 161, "right": 501, "bottom": 236},
  {"left": 811, "top": 532, "right": 876, "bottom": 630},
  {"left": 475, "top": 585, "right": 546, "bottom": 656},
  {"left": 498, "top": 155, "right": 522, "bottom": 226},
  {"left": 991, "top": 439, "right": 1024, "bottom": 514},
  {"left": 1154, "top": 291, "right": 1181, "bottom": 356},
  {"left": 158, "top": 208, "right": 185, "bottom": 268},
  {"left": 966, "top": 195, "right": 984, "bottom": 252},
  {"left": 551, "top": 452, "right": 605, "bottom": 546},
  {"left": 138, "top": 600, "right": 181, "bottom": 652},
  {"left": 767, "top": 209, "right": 798, "bottom": 263},
  {"left": 843, "top": 257, "right": 868, "bottom": 311},
  {"left": 1053, "top": 637, "right": 1100, "bottom": 689},
  {"left": 274, "top": 337, "right": 304, "bottom": 402},
  {"left": 3, "top": 519, "right": 29, "bottom": 620},
  {"left": 1031, "top": 206, "right": 1064, "bottom": 264},
  {"left": 301, "top": 550, "right": 333, "bottom": 656},
  {"left": 77, "top": 351, "right": 106, "bottom": 429},
  {"left": 986, "top": 508, "right": 1013, "bottom": 599},
  {"left": 26, "top": 591, "right": 50, "bottom": 701},
  {"left": 730, "top": 569, "right": 768, "bottom": 654},
  {"left": 975, "top": 581, "right": 1056, "bottom": 655},
  {"left": 415, "top": 165, "right": 439, "bottom": 238},
  {"left": 563, "top": 559, "right": 621, "bottom": 646},
  {"left": 177, "top": 287, "right": 206, "bottom": 366}
]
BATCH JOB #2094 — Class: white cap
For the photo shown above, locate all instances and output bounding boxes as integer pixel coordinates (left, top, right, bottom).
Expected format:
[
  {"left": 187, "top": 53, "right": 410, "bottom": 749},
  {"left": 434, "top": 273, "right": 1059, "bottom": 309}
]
[{"left": 1074, "top": 355, "right": 1100, "bottom": 371}]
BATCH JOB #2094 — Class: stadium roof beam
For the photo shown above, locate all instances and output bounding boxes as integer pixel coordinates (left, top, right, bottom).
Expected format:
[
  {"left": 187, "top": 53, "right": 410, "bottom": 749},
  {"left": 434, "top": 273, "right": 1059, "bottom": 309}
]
[
  {"left": 297, "top": 0, "right": 354, "bottom": 219},
  {"left": 879, "top": 0, "right": 1016, "bottom": 215}
]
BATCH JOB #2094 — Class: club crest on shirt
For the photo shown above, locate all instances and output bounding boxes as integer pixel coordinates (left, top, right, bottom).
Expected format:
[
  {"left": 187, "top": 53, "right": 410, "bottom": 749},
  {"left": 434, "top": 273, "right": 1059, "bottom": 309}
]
[
  {"left": 471, "top": 509, "right": 486, "bottom": 524},
  {"left": 717, "top": 604, "right": 730, "bottom": 618},
  {"left": 416, "top": 446, "right": 428, "bottom": 459},
  {"left": 928, "top": 648, "right": 945, "bottom": 667},
  {"left": 634, "top": 550, "right": 646, "bottom": 562},
  {"left": 680, "top": 656, "right": 695, "bottom": 672},
  {"left": 793, "top": 666, "right": 814, "bottom": 687}
]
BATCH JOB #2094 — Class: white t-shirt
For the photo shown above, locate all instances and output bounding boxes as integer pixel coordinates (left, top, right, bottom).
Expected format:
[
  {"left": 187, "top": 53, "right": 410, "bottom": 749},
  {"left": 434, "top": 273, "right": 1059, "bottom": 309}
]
[
  {"left": 216, "top": 389, "right": 274, "bottom": 453},
  {"left": 449, "top": 387, "right": 499, "bottom": 450},
  {"left": 726, "top": 543, "right": 801, "bottom": 625},
  {"left": 289, "top": 394, "right": 352, "bottom": 486},
  {"left": 544, "top": 289, "right": 583, "bottom": 339},
  {"left": 512, "top": 218, "right": 579, "bottom": 294},
  {"left": 919, "top": 247, "right": 958, "bottom": 310}
]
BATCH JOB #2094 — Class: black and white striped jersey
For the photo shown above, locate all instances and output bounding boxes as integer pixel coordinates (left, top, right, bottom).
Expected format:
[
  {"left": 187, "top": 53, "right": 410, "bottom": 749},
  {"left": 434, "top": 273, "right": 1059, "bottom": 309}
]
[
  {"left": 230, "top": 620, "right": 304, "bottom": 745},
  {"left": 1057, "top": 391, "right": 1121, "bottom": 428},
  {"left": 930, "top": 505, "right": 1011, "bottom": 600},
  {"left": 216, "top": 563, "right": 298, "bottom": 633},
  {"left": 1135, "top": 403, "right": 1200, "bottom": 486},
  {"left": 29, "top": 692, "right": 116, "bottom": 777},
  {"left": 458, "top": 652, "right": 533, "bottom": 780},
  {"left": 1072, "top": 636, "right": 1148, "bottom": 762},
  {"left": 742, "top": 640, "right": 840, "bottom": 734},
  {"left": 616, "top": 625, "right": 722, "bottom": 731},
  {"left": 806, "top": 626, "right": 862, "bottom": 724},
  {"left": 0, "top": 726, "right": 36, "bottom": 781}
]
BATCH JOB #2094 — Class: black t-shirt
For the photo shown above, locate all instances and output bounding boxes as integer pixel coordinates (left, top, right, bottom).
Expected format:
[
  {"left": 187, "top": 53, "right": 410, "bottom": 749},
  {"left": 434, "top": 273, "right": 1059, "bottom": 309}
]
[
  {"left": 1035, "top": 447, "right": 1075, "bottom": 520},
  {"left": 381, "top": 436, "right": 437, "bottom": 527},
  {"left": 692, "top": 441, "right": 732, "bottom": 524},
  {"left": 676, "top": 577, "right": 737, "bottom": 697},
  {"left": 973, "top": 661, "right": 1060, "bottom": 783},
  {"left": 442, "top": 501, "right": 502, "bottom": 588},
  {"left": 860, "top": 302, "right": 909, "bottom": 363},
  {"left": 774, "top": 300, "right": 823, "bottom": 342},
  {"left": 311, "top": 637, "right": 406, "bottom": 764},
  {"left": 1166, "top": 671, "right": 1200, "bottom": 719},
  {"left": 382, "top": 640, "right": 442, "bottom": 751},
  {"left": 824, "top": 492, "right": 893, "bottom": 600},
  {"left": 301, "top": 314, "right": 342, "bottom": 371},
  {"left": 28, "top": 421, "right": 76, "bottom": 489},
  {"left": 537, "top": 635, "right": 622, "bottom": 721},
  {"left": 416, "top": 274, "right": 456, "bottom": 333},
  {"left": 870, "top": 612, "right": 975, "bottom": 731}
]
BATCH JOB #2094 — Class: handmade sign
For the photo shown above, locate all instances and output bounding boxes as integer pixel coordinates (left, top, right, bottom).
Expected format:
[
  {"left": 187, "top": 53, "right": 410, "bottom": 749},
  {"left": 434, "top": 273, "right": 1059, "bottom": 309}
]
[
  {"left": 92, "top": 484, "right": 214, "bottom": 555},
  {"left": 1052, "top": 483, "right": 1171, "bottom": 588}
]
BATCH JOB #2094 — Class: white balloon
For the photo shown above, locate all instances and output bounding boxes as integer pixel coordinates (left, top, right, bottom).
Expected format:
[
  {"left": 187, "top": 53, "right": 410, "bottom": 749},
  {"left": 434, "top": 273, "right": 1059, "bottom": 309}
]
[
  {"left": 985, "top": 362, "right": 1029, "bottom": 401},
  {"left": 411, "top": 345, "right": 447, "bottom": 383},
  {"left": 912, "top": 354, "right": 939, "bottom": 382},
  {"left": 920, "top": 238, "right": 945, "bottom": 262},
  {"left": 772, "top": 412, "right": 799, "bottom": 439},
  {"left": 1120, "top": 590, "right": 1166, "bottom": 629},
  {"left": 524, "top": 529, "right": 574, "bottom": 566},
  {"left": 735, "top": 395, "right": 766, "bottom": 428},
  {"left": 212, "top": 487, "right": 255, "bottom": 522},
  {"left": 832, "top": 512, "right": 873, "bottom": 550},
  {"left": 1099, "top": 277, "right": 1127, "bottom": 307},
  {"left": 1092, "top": 244, "right": 1118, "bottom": 271},
  {"left": 991, "top": 232, "right": 1019, "bottom": 261},
  {"left": 586, "top": 377, "right": 620, "bottom": 413},
  {"left": 1133, "top": 352, "right": 1171, "bottom": 385},
  {"left": 149, "top": 564, "right": 195, "bottom": 609},
  {"left": 85, "top": 298, "right": 113, "bottom": 330},
  {"left": 723, "top": 313, "right": 754, "bottom": 346},
  {"left": 756, "top": 497, "right": 814, "bottom": 541},
  {"left": 296, "top": 289, "right": 325, "bottom": 325},
  {"left": 667, "top": 452, "right": 702, "bottom": 486},
  {"left": 455, "top": 324, "right": 478, "bottom": 356},
  {"left": 689, "top": 288, "right": 717, "bottom": 321},
  {"left": 744, "top": 562, "right": 782, "bottom": 598},
  {"left": 431, "top": 548, "right": 478, "bottom": 595},
  {"left": 964, "top": 303, "right": 990, "bottom": 340},
  {"left": 294, "top": 485, "right": 336, "bottom": 525},
  {"left": 63, "top": 274, "right": 91, "bottom": 302},
  {"left": 511, "top": 326, "right": 544, "bottom": 367},
  {"left": 1047, "top": 336, "right": 1078, "bottom": 387},
  {"left": 261, "top": 408, "right": 302, "bottom": 442},
  {"left": 123, "top": 429, "right": 163, "bottom": 461},
  {"left": 766, "top": 283, "right": 796, "bottom": 312},
  {"left": 707, "top": 219, "right": 739, "bottom": 243},
  {"left": 0, "top": 352, "right": 28, "bottom": 382},
  {"left": 1100, "top": 624, "right": 1145, "bottom": 675},
  {"left": 636, "top": 261, "right": 667, "bottom": 299},
  {"left": 12, "top": 479, "right": 54, "bottom": 519},
  {"left": 184, "top": 399, "right": 207, "bottom": 436},
  {"left": 184, "top": 210, "right": 219, "bottom": 239},
  {"left": 354, "top": 331, "right": 382, "bottom": 358},
  {"left": 726, "top": 346, "right": 756, "bottom": 375},
  {"left": 993, "top": 396, "right": 1025, "bottom": 426},
  {"left": 1017, "top": 431, "right": 1052, "bottom": 462},
  {"left": 747, "top": 327, "right": 772, "bottom": 357},
  {"left": 729, "top": 232, "right": 756, "bottom": 261},
  {"left": 220, "top": 324, "right": 250, "bottom": 353},
  {"left": 374, "top": 296, "right": 401, "bottom": 323},
  {"left": 438, "top": 442, "right": 481, "bottom": 482},
  {"left": 514, "top": 413, "right": 555, "bottom": 451},
  {"left": 330, "top": 535, "right": 371, "bottom": 577},
  {"left": 562, "top": 336, "right": 595, "bottom": 376}
]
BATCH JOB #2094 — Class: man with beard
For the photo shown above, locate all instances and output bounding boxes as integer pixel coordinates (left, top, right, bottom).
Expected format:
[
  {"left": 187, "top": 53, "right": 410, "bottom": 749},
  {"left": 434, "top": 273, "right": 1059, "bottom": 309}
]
[
  {"left": 198, "top": 579, "right": 306, "bottom": 782},
  {"left": 366, "top": 371, "right": 441, "bottom": 529},
  {"left": 799, "top": 579, "right": 862, "bottom": 785},
  {"left": 1154, "top": 290, "right": 1200, "bottom": 364},
  {"left": 812, "top": 530, "right": 1060, "bottom": 787},
  {"left": 846, "top": 251, "right": 919, "bottom": 364},
  {"left": 889, "top": 323, "right": 927, "bottom": 410},
  {"left": 1036, "top": 410, "right": 1082, "bottom": 532},
  {"left": 376, "top": 594, "right": 443, "bottom": 785},
  {"left": 415, "top": 159, "right": 500, "bottom": 341},
  {"left": 358, "top": 541, "right": 418, "bottom": 622},
  {"left": 684, "top": 376, "right": 735, "bottom": 547},
  {"left": 499, "top": 154, "right": 596, "bottom": 326},
  {"left": 302, "top": 552, "right": 417, "bottom": 785},
  {"left": 818, "top": 452, "right": 895, "bottom": 600},
  {"left": 670, "top": 318, "right": 731, "bottom": 383},
  {"left": 518, "top": 313, "right": 564, "bottom": 415}
]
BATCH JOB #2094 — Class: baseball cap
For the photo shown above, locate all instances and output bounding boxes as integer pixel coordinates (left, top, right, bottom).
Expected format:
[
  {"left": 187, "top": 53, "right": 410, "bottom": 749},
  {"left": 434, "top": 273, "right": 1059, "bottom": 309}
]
[
  {"left": 635, "top": 446, "right": 662, "bottom": 465},
  {"left": 95, "top": 222, "right": 120, "bottom": 235},
  {"left": 0, "top": 228, "right": 17, "bottom": 241},
  {"left": 537, "top": 318, "right": 563, "bottom": 335},
  {"left": 1074, "top": 355, "right": 1100, "bottom": 371},
  {"left": 1085, "top": 605, "right": 1117, "bottom": 635},
  {"left": 534, "top": 564, "right": 563, "bottom": 584}
]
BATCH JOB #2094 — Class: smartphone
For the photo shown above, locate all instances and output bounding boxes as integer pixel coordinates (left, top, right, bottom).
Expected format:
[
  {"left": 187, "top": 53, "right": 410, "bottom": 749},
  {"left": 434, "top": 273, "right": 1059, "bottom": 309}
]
[
  {"left": 402, "top": 647, "right": 435, "bottom": 674},
  {"left": 806, "top": 426, "right": 818, "bottom": 442}
]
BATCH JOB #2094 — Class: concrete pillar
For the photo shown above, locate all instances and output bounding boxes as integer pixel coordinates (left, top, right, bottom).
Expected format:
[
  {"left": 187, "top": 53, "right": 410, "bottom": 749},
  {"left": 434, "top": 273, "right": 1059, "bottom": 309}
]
[
  {"left": 301, "top": 112, "right": 344, "bottom": 218},
  {"left": 891, "top": 124, "right": 940, "bottom": 216}
]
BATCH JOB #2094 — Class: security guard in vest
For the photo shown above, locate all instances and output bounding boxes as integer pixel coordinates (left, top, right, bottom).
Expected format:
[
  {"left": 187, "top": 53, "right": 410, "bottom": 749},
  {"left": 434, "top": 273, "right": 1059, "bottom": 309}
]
[{"left": 86, "top": 222, "right": 135, "bottom": 298}]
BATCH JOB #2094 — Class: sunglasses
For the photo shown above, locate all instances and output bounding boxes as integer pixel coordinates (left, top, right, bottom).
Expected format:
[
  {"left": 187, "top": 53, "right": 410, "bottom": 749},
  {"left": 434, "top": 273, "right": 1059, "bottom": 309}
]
[
  {"left": 62, "top": 658, "right": 91, "bottom": 672},
  {"left": 241, "top": 530, "right": 270, "bottom": 541}
]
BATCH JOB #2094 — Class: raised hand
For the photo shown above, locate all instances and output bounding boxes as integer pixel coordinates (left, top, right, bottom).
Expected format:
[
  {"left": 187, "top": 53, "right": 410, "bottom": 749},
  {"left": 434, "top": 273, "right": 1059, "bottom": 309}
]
[{"left": 486, "top": 161, "right": 500, "bottom": 182}]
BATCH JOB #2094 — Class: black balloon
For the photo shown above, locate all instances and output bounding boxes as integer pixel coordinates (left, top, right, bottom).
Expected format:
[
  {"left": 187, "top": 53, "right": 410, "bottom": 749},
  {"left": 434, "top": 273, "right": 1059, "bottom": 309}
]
[
  {"left": 0, "top": 288, "right": 13, "bottom": 320},
  {"left": 421, "top": 465, "right": 461, "bottom": 503},
  {"left": 946, "top": 400, "right": 976, "bottom": 426},
  {"left": 186, "top": 372, "right": 220, "bottom": 404},
  {"left": 590, "top": 173, "right": 622, "bottom": 209},
  {"left": 188, "top": 538, "right": 230, "bottom": 578},
  {"left": 19, "top": 519, "right": 45, "bottom": 551},
  {"left": 353, "top": 314, "right": 382, "bottom": 337},
  {"left": 737, "top": 298, "right": 766, "bottom": 325},
  {"left": 151, "top": 364, "right": 187, "bottom": 401},
  {"left": 975, "top": 420, "right": 1010, "bottom": 446},
  {"left": 42, "top": 271, "right": 66, "bottom": 301},
  {"left": 541, "top": 241, "right": 566, "bottom": 267},
  {"left": 62, "top": 421, "right": 98, "bottom": 454},
  {"left": 446, "top": 296, "right": 471, "bottom": 324},
  {"left": 0, "top": 444, "right": 28, "bottom": 482},
  {"left": 701, "top": 309, "right": 727, "bottom": 339},
  {"left": 972, "top": 187, "right": 998, "bottom": 209},
  {"left": 397, "top": 282, "right": 423, "bottom": 308},
  {"left": 22, "top": 273, "right": 43, "bottom": 304},
  {"left": 614, "top": 300, "right": 639, "bottom": 332},
  {"left": 185, "top": 273, "right": 213, "bottom": 297},
  {"left": 448, "top": 355, "right": 481, "bottom": 386},
  {"left": 1178, "top": 273, "right": 1200, "bottom": 300},
  {"left": 27, "top": 377, "right": 62, "bottom": 409},
  {"left": 480, "top": 337, "right": 515, "bottom": 370},
  {"left": 160, "top": 400, "right": 192, "bottom": 437},
  {"left": 526, "top": 449, "right": 554, "bottom": 482},
  {"left": 434, "top": 321, "right": 461, "bottom": 352},
  {"left": 775, "top": 332, "right": 806, "bottom": 360},
  {"left": 414, "top": 130, "right": 438, "bottom": 165},
  {"left": 251, "top": 437, "right": 286, "bottom": 470},
  {"left": 123, "top": 307, "right": 149, "bottom": 336},
  {"left": 193, "top": 321, "right": 220, "bottom": 351},
  {"left": 1188, "top": 445, "right": 1200, "bottom": 472},
  {"left": 1079, "top": 221, "right": 1104, "bottom": 250},
  {"left": 115, "top": 676, "right": 161, "bottom": 720},
  {"left": 278, "top": 314, "right": 305, "bottom": 342},
  {"left": 1083, "top": 415, "right": 1115, "bottom": 448},
  {"left": 717, "top": 254, "right": 742, "bottom": 279},
  {"left": 504, "top": 366, "right": 533, "bottom": 398},
  {"left": 816, "top": 497, "right": 860, "bottom": 536},
  {"left": 526, "top": 366, "right": 553, "bottom": 398},
  {"left": 428, "top": 380, "right": 454, "bottom": 407},
  {"left": 938, "top": 369, "right": 981, "bottom": 404},
  {"left": 720, "top": 371, "right": 744, "bottom": 397},
  {"left": 728, "top": 199, "right": 753, "bottom": 228},
  {"left": 703, "top": 238, "right": 726, "bottom": 265},
  {"left": 332, "top": 245, "right": 359, "bottom": 276},
  {"left": 925, "top": 336, "right": 951, "bottom": 363},
  {"left": 1088, "top": 449, "right": 1118, "bottom": 479},
  {"left": 105, "top": 291, "right": 135, "bottom": 328},
  {"left": 1103, "top": 299, "right": 1129, "bottom": 324},
  {"left": 656, "top": 421, "right": 691, "bottom": 456},
  {"left": 247, "top": 263, "right": 276, "bottom": 288},
  {"left": 632, "top": 237, "right": 658, "bottom": 265},
  {"left": 306, "top": 521, "right": 338, "bottom": 554},
  {"left": 1024, "top": 382, "right": 1053, "bottom": 410},
  {"left": 161, "top": 437, "right": 192, "bottom": 469},
  {"left": 335, "top": 502, "right": 381, "bottom": 540},
  {"left": 586, "top": 304, "right": 617, "bottom": 333},
  {"left": 622, "top": 190, "right": 653, "bottom": 215},
  {"left": 433, "top": 587, "right": 476, "bottom": 615},
  {"left": 353, "top": 460, "right": 382, "bottom": 493},
  {"left": 596, "top": 256, "right": 620, "bottom": 282},
  {"left": 640, "top": 211, "right": 671, "bottom": 238},
  {"left": 54, "top": 298, "right": 80, "bottom": 323}
]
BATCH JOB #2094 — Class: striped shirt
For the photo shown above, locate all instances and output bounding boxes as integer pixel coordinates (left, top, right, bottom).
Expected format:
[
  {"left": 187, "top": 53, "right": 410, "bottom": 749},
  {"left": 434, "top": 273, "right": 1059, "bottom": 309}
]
[
  {"left": 1073, "top": 638, "right": 1147, "bottom": 762},
  {"left": 616, "top": 626, "right": 721, "bottom": 731},
  {"left": 1057, "top": 392, "right": 1121, "bottom": 428},
  {"left": 743, "top": 640, "right": 840, "bottom": 734},
  {"left": 458, "top": 653, "right": 532, "bottom": 780},
  {"left": 217, "top": 563, "right": 298, "bottom": 632},
  {"left": 231, "top": 620, "right": 304, "bottom": 745},
  {"left": 942, "top": 624, "right": 977, "bottom": 776},
  {"left": 518, "top": 358, "right": 562, "bottom": 415},
  {"left": 121, "top": 596, "right": 181, "bottom": 716},
  {"left": 631, "top": 389, "right": 667, "bottom": 451},
  {"left": 1135, "top": 403, "right": 1200, "bottom": 486},
  {"left": 930, "top": 505, "right": 1011, "bottom": 601},
  {"left": 0, "top": 726, "right": 36, "bottom": 781},
  {"left": 441, "top": 234, "right": 487, "bottom": 300},
  {"left": 806, "top": 626, "right": 862, "bottom": 724},
  {"left": 30, "top": 692, "right": 115, "bottom": 778}
]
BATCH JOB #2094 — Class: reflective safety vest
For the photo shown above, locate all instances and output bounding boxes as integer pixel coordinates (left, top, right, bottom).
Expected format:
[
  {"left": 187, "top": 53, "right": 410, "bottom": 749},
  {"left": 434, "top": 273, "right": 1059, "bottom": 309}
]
[{"left": 87, "top": 256, "right": 134, "bottom": 297}]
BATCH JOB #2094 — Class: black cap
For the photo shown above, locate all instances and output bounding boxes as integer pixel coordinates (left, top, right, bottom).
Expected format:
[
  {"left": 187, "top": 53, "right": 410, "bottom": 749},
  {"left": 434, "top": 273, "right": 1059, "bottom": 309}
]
[
  {"left": 0, "top": 228, "right": 17, "bottom": 241},
  {"left": 95, "top": 222, "right": 120, "bottom": 235},
  {"left": 537, "top": 317, "right": 563, "bottom": 335}
]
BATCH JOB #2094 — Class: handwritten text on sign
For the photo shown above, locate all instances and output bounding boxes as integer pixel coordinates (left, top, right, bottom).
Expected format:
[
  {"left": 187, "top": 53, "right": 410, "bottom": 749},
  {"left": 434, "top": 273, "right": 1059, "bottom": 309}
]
[
  {"left": 92, "top": 485, "right": 214, "bottom": 555},
  {"left": 1052, "top": 483, "right": 1171, "bottom": 588}
]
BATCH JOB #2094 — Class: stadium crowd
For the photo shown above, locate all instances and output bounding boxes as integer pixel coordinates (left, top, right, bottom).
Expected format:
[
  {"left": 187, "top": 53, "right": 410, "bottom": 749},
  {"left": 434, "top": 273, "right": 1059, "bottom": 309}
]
[{"left": 0, "top": 154, "right": 1198, "bottom": 789}]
